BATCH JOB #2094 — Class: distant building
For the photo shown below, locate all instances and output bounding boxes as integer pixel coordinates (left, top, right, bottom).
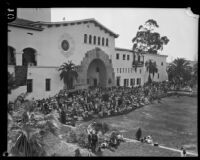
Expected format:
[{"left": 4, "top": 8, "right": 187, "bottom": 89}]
[{"left": 8, "top": 8, "right": 168, "bottom": 101}]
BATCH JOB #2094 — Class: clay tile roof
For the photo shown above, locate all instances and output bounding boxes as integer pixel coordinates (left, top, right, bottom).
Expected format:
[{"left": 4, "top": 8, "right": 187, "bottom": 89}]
[
  {"left": 8, "top": 18, "right": 44, "bottom": 31},
  {"left": 38, "top": 18, "right": 119, "bottom": 38},
  {"left": 115, "top": 47, "right": 133, "bottom": 52}
]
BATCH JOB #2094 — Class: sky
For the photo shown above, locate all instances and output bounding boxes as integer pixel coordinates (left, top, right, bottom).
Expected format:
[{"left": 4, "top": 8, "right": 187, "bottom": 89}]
[{"left": 51, "top": 8, "right": 199, "bottom": 63}]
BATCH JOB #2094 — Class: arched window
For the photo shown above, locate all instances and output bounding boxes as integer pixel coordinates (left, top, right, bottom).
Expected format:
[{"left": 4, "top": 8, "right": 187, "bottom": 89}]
[
  {"left": 93, "top": 36, "right": 96, "bottom": 45},
  {"left": 22, "top": 48, "right": 37, "bottom": 66},
  {"left": 8, "top": 46, "right": 16, "bottom": 65},
  {"left": 102, "top": 38, "right": 104, "bottom": 46},
  {"left": 89, "top": 35, "right": 92, "bottom": 44}
]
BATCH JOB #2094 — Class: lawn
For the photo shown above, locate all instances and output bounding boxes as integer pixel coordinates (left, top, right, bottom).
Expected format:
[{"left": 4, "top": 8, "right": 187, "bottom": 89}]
[{"left": 78, "top": 95, "right": 198, "bottom": 156}]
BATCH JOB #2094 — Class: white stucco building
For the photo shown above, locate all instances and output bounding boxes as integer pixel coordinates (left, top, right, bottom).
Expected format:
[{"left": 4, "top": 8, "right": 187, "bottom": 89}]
[{"left": 8, "top": 8, "right": 168, "bottom": 101}]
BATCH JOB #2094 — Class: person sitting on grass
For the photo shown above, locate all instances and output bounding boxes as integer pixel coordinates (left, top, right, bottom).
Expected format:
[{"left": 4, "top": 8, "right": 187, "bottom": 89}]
[
  {"left": 109, "top": 132, "right": 119, "bottom": 149},
  {"left": 117, "top": 133, "right": 125, "bottom": 143},
  {"left": 181, "top": 147, "right": 187, "bottom": 157},
  {"left": 100, "top": 139, "right": 109, "bottom": 149},
  {"left": 145, "top": 135, "right": 153, "bottom": 144}
]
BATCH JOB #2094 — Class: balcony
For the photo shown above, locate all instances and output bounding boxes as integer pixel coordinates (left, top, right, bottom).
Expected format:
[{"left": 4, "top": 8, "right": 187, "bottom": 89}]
[{"left": 132, "top": 61, "right": 144, "bottom": 67}]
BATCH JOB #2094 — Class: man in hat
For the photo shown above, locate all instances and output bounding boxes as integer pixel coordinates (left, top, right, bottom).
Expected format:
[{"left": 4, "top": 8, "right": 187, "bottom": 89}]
[{"left": 88, "top": 131, "right": 92, "bottom": 150}]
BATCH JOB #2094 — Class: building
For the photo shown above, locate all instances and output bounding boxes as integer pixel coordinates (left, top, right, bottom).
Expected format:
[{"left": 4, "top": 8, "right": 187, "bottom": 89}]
[{"left": 8, "top": 8, "right": 168, "bottom": 101}]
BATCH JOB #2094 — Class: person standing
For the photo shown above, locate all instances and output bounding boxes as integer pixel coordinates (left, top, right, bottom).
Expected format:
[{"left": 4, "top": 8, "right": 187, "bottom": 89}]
[
  {"left": 91, "top": 130, "right": 98, "bottom": 153},
  {"left": 88, "top": 131, "right": 92, "bottom": 150},
  {"left": 181, "top": 147, "right": 187, "bottom": 157}
]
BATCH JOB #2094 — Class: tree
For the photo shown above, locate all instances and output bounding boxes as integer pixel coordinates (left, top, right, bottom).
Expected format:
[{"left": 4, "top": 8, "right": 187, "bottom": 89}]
[
  {"left": 132, "top": 19, "right": 169, "bottom": 55},
  {"left": 192, "top": 62, "right": 198, "bottom": 85},
  {"left": 145, "top": 60, "right": 158, "bottom": 83},
  {"left": 58, "top": 61, "right": 78, "bottom": 90},
  {"left": 135, "top": 128, "right": 142, "bottom": 141},
  {"left": 167, "top": 58, "right": 192, "bottom": 88}
]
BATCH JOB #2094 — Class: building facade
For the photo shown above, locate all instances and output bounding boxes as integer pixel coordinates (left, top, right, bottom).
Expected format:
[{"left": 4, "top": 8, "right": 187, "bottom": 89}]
[{"left": 8, "top": 8, "right": 168, "bottom": 101}]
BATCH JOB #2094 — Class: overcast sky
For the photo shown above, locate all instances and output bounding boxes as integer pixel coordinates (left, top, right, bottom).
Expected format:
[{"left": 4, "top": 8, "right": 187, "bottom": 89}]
[{"left": 51, "top": 8, "right": 199, "bottom": 62}]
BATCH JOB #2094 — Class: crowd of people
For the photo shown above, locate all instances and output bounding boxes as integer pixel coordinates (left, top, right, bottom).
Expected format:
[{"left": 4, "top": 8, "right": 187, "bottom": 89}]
[
  {"left": 8, "top": 81, "right": 191, "bottom": 156},
  {"left": 8, "top": 81, "right": 172, "bottom": 125}
]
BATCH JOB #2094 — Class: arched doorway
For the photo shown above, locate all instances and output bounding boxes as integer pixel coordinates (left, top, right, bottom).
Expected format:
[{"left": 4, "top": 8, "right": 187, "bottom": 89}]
[
  {"left": 87, "top": 59, "right": 107, "bottom": 87},
  {"left": 22, "top": 48, "right": 37, "bottom": 66},
  {"left": 8, "top": 46, "right": 16, "bottom": 65}
]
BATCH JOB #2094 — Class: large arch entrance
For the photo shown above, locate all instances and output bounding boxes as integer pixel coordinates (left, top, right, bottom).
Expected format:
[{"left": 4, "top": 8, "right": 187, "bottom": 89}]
[
  {"left": 74, "top": 47, "right": 115, "bottom": 90},
  {"left": 87, "top": 59, "right": 107, "bottom": 87}
]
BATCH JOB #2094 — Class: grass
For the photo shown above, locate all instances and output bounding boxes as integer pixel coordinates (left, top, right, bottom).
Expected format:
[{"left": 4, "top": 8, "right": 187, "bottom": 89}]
[
  {"left": 78, "top": 95, "right": 197, "bottom": 156},
  {"left": 102, "top": 142, "right": 180, "bottom": 157},
  {"left": 43, "top": 132, "right": 94, "bottom": 156}
]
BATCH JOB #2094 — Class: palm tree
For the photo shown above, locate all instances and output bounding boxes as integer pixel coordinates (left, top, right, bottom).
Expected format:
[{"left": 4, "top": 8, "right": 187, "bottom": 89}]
[
  {"left": 167, "top": 58, "right": 192, "bottom": 89},
  {"left": 145, "top": 60, "right": 158, "bottom": 83},
  {"left": 8, "top": 100, "right": 61, "bottom": 156},
  {"left": 58, "top": 61, "right": 78, "bottom": 90}
]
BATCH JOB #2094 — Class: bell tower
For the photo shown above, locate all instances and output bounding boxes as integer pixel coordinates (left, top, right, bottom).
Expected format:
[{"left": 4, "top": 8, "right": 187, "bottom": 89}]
[{"left": 17, "top": 8, "right": 51, "bottom": 22}]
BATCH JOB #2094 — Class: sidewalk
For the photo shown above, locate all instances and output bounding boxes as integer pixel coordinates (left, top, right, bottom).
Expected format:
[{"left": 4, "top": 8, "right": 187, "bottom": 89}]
[{"left": 123, "top": 137, "right": 198, "bottom": 157}]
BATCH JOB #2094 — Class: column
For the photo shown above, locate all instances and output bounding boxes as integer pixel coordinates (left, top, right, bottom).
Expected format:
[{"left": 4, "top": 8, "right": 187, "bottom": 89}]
[{"left": 16, "top": 51, "right": 22, "bottom": 66}]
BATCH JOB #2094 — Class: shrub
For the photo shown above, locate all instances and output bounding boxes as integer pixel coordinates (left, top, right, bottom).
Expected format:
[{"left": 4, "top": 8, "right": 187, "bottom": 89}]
[
  {"left": 135, "top": 128, "right": 142, "bottom": 140},
  {"left": 77, "top": 132, "right": 88, "bottom": 148},
  {"left": 66, "top": 130, "right": 77, "bottom": 143}
]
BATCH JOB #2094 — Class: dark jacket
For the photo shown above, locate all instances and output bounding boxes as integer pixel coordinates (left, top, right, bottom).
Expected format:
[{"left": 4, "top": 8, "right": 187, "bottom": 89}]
[
  {"left": 91, "top": 133, "right": 98, "bottom": 144},
  {"left": 88, "top": 134, "right": 92, "bottom": 144}
]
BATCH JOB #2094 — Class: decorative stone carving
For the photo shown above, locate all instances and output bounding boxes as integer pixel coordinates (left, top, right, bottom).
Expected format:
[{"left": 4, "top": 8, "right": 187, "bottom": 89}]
[{"left": 78, "top": 47, "right": 115, "bottom": 88}]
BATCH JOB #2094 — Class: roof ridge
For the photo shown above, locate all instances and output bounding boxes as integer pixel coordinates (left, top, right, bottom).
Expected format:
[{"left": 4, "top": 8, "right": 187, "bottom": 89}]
[{"left": 39, "top": 18, "right": 119, "bottom": 38}]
